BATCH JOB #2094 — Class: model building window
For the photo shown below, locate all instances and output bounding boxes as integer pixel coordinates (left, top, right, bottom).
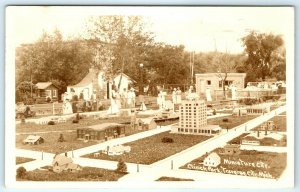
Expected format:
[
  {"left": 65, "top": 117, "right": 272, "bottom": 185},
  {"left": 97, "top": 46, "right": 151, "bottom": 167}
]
[{"left": 207, "top": 80, "right": 211, "bottom": 85}]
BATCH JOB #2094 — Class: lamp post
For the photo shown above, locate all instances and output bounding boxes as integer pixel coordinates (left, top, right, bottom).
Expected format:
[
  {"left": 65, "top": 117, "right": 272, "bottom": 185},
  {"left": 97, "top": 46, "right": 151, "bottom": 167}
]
[{"left": 139, "top": 63, "right": 144, "bottom": 95}]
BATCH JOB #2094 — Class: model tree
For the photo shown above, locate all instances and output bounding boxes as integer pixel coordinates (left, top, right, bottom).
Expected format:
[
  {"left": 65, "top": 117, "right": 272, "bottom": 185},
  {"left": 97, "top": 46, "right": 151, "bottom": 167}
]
[{"left": 116, "top": 159, "right": 127, "bottom": 173}]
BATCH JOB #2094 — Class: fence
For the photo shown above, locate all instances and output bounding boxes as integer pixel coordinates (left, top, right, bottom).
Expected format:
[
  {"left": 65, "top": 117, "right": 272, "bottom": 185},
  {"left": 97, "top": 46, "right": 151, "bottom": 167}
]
[{"left": 213, "top": 89, "right": 278, "bottom": 101}]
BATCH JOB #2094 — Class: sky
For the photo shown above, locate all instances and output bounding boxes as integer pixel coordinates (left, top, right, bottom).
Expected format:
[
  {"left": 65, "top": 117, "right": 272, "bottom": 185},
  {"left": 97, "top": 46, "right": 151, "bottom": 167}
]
[{"left": 7, "top": 6, "right": 294, "bottom": 53}]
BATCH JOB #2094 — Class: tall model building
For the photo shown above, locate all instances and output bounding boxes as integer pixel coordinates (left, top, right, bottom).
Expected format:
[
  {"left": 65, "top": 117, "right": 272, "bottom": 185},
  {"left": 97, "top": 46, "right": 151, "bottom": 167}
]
[{"left": 172, "top": 100, "right": 221, "bottom": 135}]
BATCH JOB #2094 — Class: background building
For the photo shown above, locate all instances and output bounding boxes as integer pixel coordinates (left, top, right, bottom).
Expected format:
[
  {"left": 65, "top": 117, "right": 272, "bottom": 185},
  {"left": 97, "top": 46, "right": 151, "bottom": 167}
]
[{"left": 195, "top": 73, "right": 246, "bottom": 99}]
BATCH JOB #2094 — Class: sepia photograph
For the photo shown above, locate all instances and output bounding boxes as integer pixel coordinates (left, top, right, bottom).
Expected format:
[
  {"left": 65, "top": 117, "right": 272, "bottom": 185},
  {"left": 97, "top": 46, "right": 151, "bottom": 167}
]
[{"left": 5, "top": 6, "right": 294, "bottom": 189}]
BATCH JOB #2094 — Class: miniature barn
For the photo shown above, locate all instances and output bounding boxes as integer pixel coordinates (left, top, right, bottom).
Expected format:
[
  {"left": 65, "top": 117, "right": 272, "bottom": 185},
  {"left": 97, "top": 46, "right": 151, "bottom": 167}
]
[
  {"left": 52, "top": 154, "right": 81, "bottom": 173},
  {"left": 77, "top": 123, "right": 125, "bottom": 141},
  {"left": 203, "top": 152, "right": 221, "bottom": 167},
  {"left": 23, "top": 135, "right": 44, "bottom": 145}
]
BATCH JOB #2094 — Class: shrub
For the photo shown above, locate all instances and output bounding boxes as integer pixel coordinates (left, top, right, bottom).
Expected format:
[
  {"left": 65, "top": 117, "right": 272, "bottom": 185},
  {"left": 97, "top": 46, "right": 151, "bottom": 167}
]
[
  {"left": 222, "top": 118, "right": 229, "bottom": 123},
  {"left": 212, "top": 109, "right": 217, "bottom": 115},
  {"left": 48, "top": 121, "right": 55, "bottom": 125},
  {"left": 57, "top": 134, "right": 65, "bottom": 142},
  {"left": 46, "top": 97, "right": 51, "bottom": 103},
  {"left": 161, "top": 137, "right": 174, "bottom": 143},
  {"left": 72, "top": 119, "right": 79, "bottom": 124},
  {"left": 76, "top": 113, "right": 80, "bottom": 121},
  {"left": 16, "top": 166, "right": 27, "bottom": 178},
  {"left": 116, "top": 159, "right": 127, "bottom": 173}
]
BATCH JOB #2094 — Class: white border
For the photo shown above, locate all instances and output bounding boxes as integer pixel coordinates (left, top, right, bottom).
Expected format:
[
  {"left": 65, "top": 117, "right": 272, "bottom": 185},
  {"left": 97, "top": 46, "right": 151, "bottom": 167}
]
[{"left": 5, "top": 6, "right": 295, "bottom": 189}]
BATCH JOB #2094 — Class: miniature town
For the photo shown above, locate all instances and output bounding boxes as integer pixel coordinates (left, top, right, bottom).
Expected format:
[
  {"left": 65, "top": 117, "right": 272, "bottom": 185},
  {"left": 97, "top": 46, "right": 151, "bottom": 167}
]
[
  {"left": 15, "top": 68, "right": 287, "bottom": 182},
  {"left": 12, "top": 8, "right": 290, "bottom": 185}
]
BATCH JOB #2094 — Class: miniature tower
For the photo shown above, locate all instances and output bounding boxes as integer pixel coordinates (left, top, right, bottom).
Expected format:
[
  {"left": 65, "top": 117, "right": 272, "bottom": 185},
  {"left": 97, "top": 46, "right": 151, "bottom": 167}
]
[{"left": 179, "top": 100, "right": 207, "bottom": 131}]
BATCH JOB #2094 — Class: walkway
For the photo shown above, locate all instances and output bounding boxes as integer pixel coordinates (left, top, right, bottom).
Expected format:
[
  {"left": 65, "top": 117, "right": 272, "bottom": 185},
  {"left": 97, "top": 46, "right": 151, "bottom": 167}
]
[
  {"left": 119, "top": 105, "right": 286, "bottom": 181},
  {"left": 15, "top": 105, "right": 287, "bottom": 183}
]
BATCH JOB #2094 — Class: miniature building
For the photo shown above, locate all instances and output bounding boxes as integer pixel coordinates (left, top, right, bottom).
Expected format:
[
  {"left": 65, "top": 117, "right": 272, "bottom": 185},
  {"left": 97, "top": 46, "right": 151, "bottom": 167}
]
[
  {"left": 203, "top": 152, "right": 221, "bottom": 167},
  {"left": 36, "top": 82, "right": 59, "bottom": 101},
  {"left": 77, "top": 123, "right": 125, "bottom": 141},
  {"left": 102, "top": 145, "right": 131, "bottom": 156},
  {"left": 246, "top": 104, "right": 271, "bottom": 115},
  {"left": 52, "top": 154, "right": 81, "bottom": 173},
  {"left": 232, "top": 108, "right": 247, "bottom": 116},
  {"left": 135, "top": 118, "right": 157, "bottom": 130},
  {"left": 221, "top": 144, "right": 241, "bottom": 155},
  {"left": 172, "top": 100, "right": 221, "bottom": 135},
  {"left": 23, "top": 135, "right": 44, "bottom": 145},
  {"left": 260, "top": 121, "right": 275, "bottom": 131}
]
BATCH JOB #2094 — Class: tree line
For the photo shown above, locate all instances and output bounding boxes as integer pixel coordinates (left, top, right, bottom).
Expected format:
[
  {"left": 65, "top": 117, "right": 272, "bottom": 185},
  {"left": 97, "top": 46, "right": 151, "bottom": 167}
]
[{"left": 15, "top": 16, "right": 286, "bottom": 102}]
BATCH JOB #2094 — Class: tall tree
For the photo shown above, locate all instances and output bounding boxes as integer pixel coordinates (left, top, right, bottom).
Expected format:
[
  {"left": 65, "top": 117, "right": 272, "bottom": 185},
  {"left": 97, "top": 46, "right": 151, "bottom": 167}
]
[
  {"left": 16, "top": 30, "right": 93, "bottom": 97},
  {"left": 147, "top": 43, "right": 189, "bottom": 87},
  {"left": 86, "top": 16, "right": 154, "bottom": 86},
  {"left": 212, "top": 52, "right": 238, "bottom": 98},
  {"left": 241, "top": 31, "right": 284, "bottom": 81}
]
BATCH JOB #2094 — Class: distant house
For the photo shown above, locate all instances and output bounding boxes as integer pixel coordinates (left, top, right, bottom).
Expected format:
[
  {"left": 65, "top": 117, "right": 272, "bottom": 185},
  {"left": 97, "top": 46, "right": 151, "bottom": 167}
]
[
  {"left": 52, "top": 154, "right": 81, "bottom": 173},
  {"left": 203, "top": 152, "right": 221, "bottom": 167},
  {"left": 135, "top": 118, "right": 157, "bottom": 130},
  {"left": 23, "top": 135, "right": 44, "bottom": 145},
  {"left": 36, "top": 82, "right": 59, "bottom": 101},
  {"left": 195, "top": 73, "right": 246, "bottom": 98}
]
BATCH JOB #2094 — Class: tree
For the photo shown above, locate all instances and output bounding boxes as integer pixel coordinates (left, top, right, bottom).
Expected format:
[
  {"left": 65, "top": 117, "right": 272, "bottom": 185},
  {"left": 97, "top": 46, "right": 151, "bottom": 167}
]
[
  {"left": 16, "top": 30, "right": 94, "bottom": 98},
  {"left": 116, "top": 159, "right": 127, "bottom": 173},
  {"left": 16, "top": 166, "right": 27, "bottom": 179},
  {"left": 147, "top": 43, "right": 189, "bottom": 87},
  {"left": 241, "top": 31, "right": 284, "bottom": 81},
  {"left": 16, "top": 81, "right": 37, "bottom": 102},
  {"left": 270, "top": 46, "right": 286, "bottom": 80},
  {"left": 85, "top": 16, "right": 154, "bottom": 88},
  {"left": 212, "top": 52, "right": 238, "bottom": 99}
]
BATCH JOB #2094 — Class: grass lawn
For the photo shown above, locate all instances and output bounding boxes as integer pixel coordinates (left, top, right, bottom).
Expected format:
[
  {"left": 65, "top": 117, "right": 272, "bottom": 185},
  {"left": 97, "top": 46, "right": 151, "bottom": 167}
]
[
  {"left": 207, "top": 115, "right": 258, "bottom": 129},
  {"left": 156, "top": 177, "right": 194, "bottom": 181},
  {"left": 181, "top": 149, "right": 286, "bottom": 179},
  {"left": 16, "top": 131, "right": 98, "bottom": 154},
  {"left": 17, "top": 166, "right": 126, "bottom": 181},
  {"left": 16, "top": 116, "right": 146, "bottom": 154},
  {"left": 252, "top": 115, "right": 286, "bottom": 132},
  {"left": 16, "top": 157, "right": 35, "bottom": 165},
  {"left": 83, "top": 131, "right": 212, "bottom": 165}
]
